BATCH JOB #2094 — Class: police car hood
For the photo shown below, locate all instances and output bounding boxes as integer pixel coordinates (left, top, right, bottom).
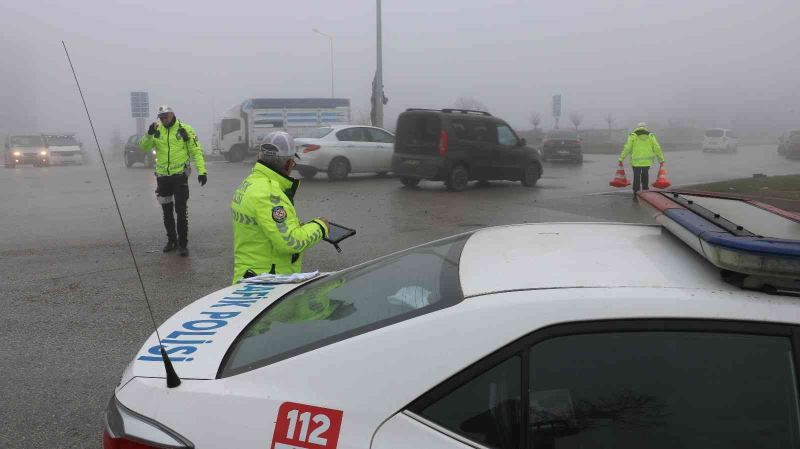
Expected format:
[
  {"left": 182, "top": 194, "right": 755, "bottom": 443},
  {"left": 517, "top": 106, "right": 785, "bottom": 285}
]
[{"left": 123, "top": 282, "right": 304, "bottom": 382}]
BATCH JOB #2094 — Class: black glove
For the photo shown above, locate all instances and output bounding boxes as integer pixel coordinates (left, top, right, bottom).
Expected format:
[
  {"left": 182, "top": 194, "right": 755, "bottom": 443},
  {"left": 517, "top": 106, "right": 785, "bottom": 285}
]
[
  {"left": 178, "top": 128, "right": 189, "bottom": 141},
  {"left": 198, "top": 174, "right": 207, "bottom": 186},
  {"left": 147, "top": 122, "right": 158, "bottom": 135}
]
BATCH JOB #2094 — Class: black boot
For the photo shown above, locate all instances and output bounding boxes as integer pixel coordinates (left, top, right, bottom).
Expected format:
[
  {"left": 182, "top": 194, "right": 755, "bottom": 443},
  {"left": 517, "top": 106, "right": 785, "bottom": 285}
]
[
  {"left": 178, "top": 245, "right": 189, "bottom": 257},
  {"left": 161, "top": 202, "right": 178, "bottom": 251}
]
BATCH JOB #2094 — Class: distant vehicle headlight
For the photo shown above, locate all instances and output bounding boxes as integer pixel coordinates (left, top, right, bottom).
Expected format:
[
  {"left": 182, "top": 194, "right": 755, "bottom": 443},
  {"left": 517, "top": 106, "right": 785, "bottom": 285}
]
[
  {"left": 13, "top": 151, "right": 22, "bottom": 156},
  {"left": 152, "top": 150, "right": 156, "bottom": 155},
  {"left": 40, "top": 150, "right": 48, "bottom": 156}
]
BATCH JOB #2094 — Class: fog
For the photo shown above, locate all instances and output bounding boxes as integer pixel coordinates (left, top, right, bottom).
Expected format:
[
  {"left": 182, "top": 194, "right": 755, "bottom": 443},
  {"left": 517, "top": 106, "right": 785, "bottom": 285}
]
[{"left": 2, "top": 0, "right": 800, "bottom": 145}]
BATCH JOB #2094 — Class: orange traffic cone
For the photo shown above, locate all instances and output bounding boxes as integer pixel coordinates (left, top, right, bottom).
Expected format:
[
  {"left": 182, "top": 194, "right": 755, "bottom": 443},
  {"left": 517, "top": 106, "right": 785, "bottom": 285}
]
[
  {"left": 609, "top": 162, "right": 631, "bottom": 187},
  {"left": 652, "top": 162, "right": 672, "bottom": 189}
]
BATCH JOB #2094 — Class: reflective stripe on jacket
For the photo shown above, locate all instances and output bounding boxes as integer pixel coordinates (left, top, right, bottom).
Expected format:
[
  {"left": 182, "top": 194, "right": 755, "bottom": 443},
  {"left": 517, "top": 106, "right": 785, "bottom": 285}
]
[
  {"left": 231, "top": 163, "right": 328, "bottom": 283},
  {"left": 618, "top": 127, "right": 665, "bottom": 167},
  {"left": 139, "top": 120, "right": 207, "bottom": 176}
]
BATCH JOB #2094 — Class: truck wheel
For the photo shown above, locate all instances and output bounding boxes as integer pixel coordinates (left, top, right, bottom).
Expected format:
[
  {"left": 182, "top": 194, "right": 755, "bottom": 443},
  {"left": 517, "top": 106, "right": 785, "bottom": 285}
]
[
  {"left": 521, "top": 163, "right": 541, "bottom": 187},
  {"left": 228, "top": 145, "right": 246, "bottom": 163},
  {"left": 327, "top": 158, "right": 350, "bottom": 181},
  {"left": 298, "top": 166, "right": 318, "bottom": 179},
  {"left": 445, "top": 165, "right": 469, "bottom": 192},
  {"left": 400, "top": 176, "right": 420, "bottom": 187}
]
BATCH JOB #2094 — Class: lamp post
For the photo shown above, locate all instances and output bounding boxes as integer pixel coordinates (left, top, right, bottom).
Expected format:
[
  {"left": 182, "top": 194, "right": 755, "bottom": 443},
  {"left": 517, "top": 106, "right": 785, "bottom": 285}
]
[{"left": 313, "top": 28, "right": 335, "bottom": 98}]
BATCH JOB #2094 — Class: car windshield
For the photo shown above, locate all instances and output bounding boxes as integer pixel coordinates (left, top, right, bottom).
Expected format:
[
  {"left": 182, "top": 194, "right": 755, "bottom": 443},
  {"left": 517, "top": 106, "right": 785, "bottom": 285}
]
[
  {"left": 45, "top": 136, "right": 78, "bottom": 146},
  {"left": 304, "top": 127, "right": 334, "bottom": 139},
  {"left": 545, "top": 130, "right": 579, "bottom": 139},
  {"left": 705, "top": 129, "right": 725, "bottom": 137},
  {"left": 10, "top": 136, "right": 43, "bottom": 147},
  {"left": 220, "top": 234, "right": 470, "bottom": 377}
]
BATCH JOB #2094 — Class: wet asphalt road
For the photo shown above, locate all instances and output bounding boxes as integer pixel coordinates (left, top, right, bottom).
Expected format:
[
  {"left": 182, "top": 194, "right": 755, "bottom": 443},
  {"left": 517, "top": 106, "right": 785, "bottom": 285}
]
[{"left": 0, "top": 143, "right": 796, "bottom": 448}]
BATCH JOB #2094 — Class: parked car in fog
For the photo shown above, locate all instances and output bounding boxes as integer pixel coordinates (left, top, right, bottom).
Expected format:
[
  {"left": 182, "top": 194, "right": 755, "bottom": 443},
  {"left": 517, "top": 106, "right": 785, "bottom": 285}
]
[
  {"left": 4, "top": 135, "right": 49, "bottom": 168},
  {"left": 391, "top": 108, "right": 542, "bottom": 191},
  {"left": 541, "top": 129, "right": 583, "bottom": 163},
  {"left": 293, "top": 125, "right": 395, "bottom": 181},
  {"left": 124, "top": 134, "right": 155, "bottom": 168},
  {"left": 703, "top": 128, "right": 738, "bottom": 153}
]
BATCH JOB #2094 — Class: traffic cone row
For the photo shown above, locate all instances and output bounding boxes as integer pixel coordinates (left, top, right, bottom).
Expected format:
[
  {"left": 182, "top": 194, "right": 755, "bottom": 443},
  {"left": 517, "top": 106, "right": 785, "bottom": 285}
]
[
  {"left": 652, "top": 162, "right": 672, "bottom": 189},
  {"left": 609, "top": 162, "right": 630, "bottom": 187}
]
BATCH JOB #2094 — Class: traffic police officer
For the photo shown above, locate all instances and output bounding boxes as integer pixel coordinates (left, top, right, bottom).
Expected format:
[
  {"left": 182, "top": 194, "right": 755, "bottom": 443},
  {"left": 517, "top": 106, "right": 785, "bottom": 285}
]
[
  {"left": 618, "top": 122, "right": 666, "bottom": 197},
  {"left": 139, "top": 105, "right": 207, "bottom": 256},
  {"left": 231, "top": 131, "right": 329, "bottom": 283}
]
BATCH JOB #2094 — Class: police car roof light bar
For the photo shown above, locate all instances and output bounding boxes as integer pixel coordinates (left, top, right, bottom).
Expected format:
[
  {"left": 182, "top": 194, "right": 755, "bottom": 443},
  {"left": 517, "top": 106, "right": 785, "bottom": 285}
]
[{"left": 63, "top": 41, "right": 181, "bottom": 389}]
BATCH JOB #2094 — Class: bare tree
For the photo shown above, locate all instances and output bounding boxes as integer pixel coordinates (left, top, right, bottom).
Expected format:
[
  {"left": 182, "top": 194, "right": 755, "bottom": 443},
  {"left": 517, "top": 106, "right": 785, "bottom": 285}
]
[
  {"left": 569, "top": 112, "right": 584, "bottom": 131},
  {"left": 530, "top": 112, "right": 542, "bottom": 130},
  {"left": 605, "top": 113, "right": 615, "bottom": 130},
  {"left": 454, "top": 96, "right": 489, "bottom": 112}
]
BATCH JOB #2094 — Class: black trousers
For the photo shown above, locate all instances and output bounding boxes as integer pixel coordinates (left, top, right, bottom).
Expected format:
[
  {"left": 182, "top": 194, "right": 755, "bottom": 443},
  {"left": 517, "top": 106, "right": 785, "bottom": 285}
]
[
  {"left": 156, "top": 174, "right": 190, "bottom": 246},
  {"left": 632, "top": 166, "right": 650, "bottom": 193}
]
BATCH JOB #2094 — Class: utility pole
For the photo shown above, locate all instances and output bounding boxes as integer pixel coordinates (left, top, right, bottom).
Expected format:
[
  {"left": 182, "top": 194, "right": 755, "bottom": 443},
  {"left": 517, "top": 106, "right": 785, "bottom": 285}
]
[{"left": 375, "top": 0, "right": 384, "bottom": 128}]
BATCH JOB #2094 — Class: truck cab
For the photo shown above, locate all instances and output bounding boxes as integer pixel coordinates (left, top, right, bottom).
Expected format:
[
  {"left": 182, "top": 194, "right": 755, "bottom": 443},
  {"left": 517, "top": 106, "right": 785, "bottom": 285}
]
[{"left": 4, "top": 135, "right": 49, "bottom": 168}]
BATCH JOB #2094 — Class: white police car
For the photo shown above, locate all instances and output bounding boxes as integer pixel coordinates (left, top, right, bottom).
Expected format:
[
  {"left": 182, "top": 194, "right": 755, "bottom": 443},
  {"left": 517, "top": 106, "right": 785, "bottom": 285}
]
[{"left": 105, "top": 192, "right": 800, "bottom": 449}]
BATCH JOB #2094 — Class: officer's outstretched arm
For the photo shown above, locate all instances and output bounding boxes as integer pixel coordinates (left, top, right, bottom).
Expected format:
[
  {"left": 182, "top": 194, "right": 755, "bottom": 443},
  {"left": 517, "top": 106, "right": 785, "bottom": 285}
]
[
  {"left": 253, "top": 193, "right": 329, "bottom": 255},
  {"left": 618, "top": 135, "right": 633, "bottom": 162},
  {"left": 138, "top": 133, "right": 155, "bottom": 152},
  {"left": 184, "top": 125, "right": 207, "bottom": 175}
]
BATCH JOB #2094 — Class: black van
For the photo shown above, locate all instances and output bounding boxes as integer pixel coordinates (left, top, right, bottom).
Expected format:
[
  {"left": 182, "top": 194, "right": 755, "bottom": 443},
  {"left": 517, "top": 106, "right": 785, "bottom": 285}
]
[{"left": 391, "top": 109, "right": 542, "bottom": 191}]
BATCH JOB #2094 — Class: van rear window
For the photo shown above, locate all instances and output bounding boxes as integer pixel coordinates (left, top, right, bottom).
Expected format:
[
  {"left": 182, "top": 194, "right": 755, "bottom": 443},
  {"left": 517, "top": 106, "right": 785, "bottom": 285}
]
[{"left": 397, "top": 114, "right": 441, "bottom": 147}]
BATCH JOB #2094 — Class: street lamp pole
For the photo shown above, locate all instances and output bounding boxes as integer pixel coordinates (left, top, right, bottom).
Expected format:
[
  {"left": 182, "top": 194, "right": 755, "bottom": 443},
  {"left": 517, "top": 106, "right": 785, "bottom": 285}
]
[
  {"left": 375, "top": 0, "right": 384, "bottom": 127},
  {"left": 313, "top": 28, "right": 335, "bottom": 98}
]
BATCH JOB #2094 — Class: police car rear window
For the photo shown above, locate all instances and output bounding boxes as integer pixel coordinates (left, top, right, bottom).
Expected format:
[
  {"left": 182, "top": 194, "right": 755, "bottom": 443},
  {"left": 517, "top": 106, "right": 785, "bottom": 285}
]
[{"left": 218, "top": 234, "right": 470, "bottom": 378}]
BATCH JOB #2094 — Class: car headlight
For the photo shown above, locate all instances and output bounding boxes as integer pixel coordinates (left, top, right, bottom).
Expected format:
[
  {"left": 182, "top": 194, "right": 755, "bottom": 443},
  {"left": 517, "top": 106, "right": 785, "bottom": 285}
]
[
  {"left": 152, "top": 150, "right": 156, "bottom": 155},
  {"left": 40, "top": 150, "right": 48, "bottom": 156},
  {"left": 13, "top": 151, "right": 21, "bottom": 157}
]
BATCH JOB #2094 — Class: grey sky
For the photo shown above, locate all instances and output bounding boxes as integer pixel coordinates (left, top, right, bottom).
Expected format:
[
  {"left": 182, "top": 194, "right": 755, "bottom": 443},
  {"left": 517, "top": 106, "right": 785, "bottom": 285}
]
[{"left": 2, "top": 0, "right": 799, "bottom": 145}]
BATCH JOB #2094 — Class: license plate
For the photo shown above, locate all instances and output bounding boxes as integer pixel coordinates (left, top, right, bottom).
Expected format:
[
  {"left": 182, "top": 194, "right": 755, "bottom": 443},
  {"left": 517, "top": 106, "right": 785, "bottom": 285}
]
[
  {"left": 405, "top": 160, "right": 420, "bottom": 166},
  {"left": 558, "top": 151, "right": 570, "bottom": 155}
]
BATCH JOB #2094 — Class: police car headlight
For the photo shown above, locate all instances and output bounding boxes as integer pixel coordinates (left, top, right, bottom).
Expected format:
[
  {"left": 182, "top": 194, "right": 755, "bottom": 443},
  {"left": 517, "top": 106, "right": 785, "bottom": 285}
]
[{"left": 104, "top": 395, "right": 193, "bottom": 448}]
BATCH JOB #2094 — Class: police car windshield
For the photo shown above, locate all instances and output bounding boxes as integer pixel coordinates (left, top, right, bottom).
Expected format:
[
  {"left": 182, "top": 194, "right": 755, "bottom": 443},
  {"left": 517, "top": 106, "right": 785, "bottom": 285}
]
[{"left": 219, "top": 233, "right": 470, "bottom": 377}]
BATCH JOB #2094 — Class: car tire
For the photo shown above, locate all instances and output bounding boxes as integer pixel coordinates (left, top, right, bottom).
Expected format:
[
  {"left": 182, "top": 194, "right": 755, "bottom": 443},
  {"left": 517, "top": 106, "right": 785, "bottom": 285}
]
[
  {"left": 574, "top": 154, "right": 584, "bottom": 164},
  {"left": 298, "top": 166, "right": 318, "bottom": 179},
  {"left": 145, "top": 155, "right": 155, "bottom": 168},
  {"left": 228, "top": 145, "right": 247, "bottom": 163},
  {"left": 327, "top": 158, "right": 350, "bottom": 181},
  {"left": 521, "top": 163, "right": 541, "bottom": 187},
  {"left": 124, "top": 153, "right": 134, "bottom": 168},
  {"left": 445, "top": 165, "right": 469, "bottom": 192},
  {"left": 400, "top": 176, "right": 420, "bottom": 187}
]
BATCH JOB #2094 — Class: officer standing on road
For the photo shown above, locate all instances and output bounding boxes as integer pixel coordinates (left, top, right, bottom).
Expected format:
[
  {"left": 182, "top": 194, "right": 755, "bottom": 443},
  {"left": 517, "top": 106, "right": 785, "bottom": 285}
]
[
  {"left": 231, "top": 131, "right": 329, "bottom": 283},
  {"left": 139, "top": 105, "right": 208, "bottom": 256},
  {"left": 618, "top": 122, "right": 665, "bottom": 198}
]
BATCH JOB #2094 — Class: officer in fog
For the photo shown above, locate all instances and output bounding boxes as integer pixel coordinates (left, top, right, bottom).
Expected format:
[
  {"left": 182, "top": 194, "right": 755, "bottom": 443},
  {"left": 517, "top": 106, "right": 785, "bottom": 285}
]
[
  {"left": 618, "top": 122, "right": 665, "bottom": 198},
  {"left": 230, "top": 131, "right": 329, "bottom": 283},
  {"left": 139, "top": 105, "right": 208, "bottom": 256}
]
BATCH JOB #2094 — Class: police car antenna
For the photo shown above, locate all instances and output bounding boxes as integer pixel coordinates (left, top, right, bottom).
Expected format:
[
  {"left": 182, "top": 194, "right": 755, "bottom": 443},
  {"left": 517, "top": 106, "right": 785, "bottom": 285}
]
[{"left": 62, "top": 41, "right": 181, "bottom": 388}]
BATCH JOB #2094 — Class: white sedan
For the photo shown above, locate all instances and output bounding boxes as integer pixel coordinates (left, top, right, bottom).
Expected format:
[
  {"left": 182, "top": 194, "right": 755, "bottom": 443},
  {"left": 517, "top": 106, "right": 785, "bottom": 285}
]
[
  {"left": 105, "top": 195, "right": 800, "bottom": 449},
  {"left": 294, "top": 126, "right": 395, "bottom": 181}
]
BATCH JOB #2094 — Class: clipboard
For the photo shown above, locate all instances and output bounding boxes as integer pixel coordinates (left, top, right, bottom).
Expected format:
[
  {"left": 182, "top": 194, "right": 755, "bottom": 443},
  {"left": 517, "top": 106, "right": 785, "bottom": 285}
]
[{"left": 323, "top": 221, "right": 356, "bottom": 253}]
